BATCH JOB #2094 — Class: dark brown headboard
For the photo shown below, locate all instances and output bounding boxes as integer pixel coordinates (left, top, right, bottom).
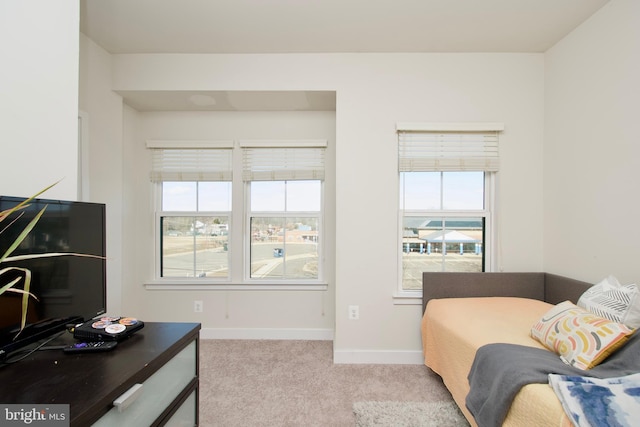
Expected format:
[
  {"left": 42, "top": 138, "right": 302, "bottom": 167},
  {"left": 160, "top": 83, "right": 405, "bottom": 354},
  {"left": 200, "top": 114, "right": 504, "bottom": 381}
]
[{"left": 422, "top": 272, "right": 593, "bottom": 313}]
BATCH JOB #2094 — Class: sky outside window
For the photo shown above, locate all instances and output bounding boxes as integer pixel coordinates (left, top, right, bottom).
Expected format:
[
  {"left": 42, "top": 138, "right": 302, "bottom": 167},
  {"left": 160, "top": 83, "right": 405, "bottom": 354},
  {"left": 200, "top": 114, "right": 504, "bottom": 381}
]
[
  {"left": 162, "top": 181, "right": 231, "bottom": 211},
  {"left": 251, "top": 180, "right": 320, "bottom": 212},
  {"left": 401, "top": 172, "right": 483, "bottom": 210}
]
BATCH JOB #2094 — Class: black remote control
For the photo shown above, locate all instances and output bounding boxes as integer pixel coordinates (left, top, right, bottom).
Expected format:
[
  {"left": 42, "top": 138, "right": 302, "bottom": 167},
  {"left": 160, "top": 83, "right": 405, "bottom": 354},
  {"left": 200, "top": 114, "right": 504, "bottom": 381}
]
[{"left": 63, "top": 341, "right": 118, "bottom": 353}]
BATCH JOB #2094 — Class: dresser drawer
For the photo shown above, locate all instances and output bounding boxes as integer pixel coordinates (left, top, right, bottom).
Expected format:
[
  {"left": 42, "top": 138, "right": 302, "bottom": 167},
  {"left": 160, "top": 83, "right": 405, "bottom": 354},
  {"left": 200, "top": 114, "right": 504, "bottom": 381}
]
[
  {"left": 163, "top": 389, "right": 197, "bottom": 427},
  {"left": 92, "top": 340, "right": 197, "bottom": 426}
]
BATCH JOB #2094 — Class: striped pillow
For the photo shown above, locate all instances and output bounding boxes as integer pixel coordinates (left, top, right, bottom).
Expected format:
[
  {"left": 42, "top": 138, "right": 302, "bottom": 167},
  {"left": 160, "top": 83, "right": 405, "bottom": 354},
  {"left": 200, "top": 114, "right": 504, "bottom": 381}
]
[
  {"left": 531, "top": 301, "right": 635, "bottom": 370},
  {"left": 578, "top": 276, "right": 640, "bottom": 328}
]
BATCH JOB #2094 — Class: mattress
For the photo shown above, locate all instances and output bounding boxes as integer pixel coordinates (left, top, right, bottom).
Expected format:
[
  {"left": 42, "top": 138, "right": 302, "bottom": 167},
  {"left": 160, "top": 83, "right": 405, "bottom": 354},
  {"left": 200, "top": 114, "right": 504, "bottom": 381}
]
[{"left": 421, "top": 297, "right": 573, "bottom": 427}]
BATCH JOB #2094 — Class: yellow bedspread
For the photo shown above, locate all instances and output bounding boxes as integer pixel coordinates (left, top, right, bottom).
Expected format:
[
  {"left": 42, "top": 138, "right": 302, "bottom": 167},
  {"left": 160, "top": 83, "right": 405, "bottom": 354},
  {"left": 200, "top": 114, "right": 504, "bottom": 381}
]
[{"left": 421, "top": 297, "right": 573, "bottom": 427}]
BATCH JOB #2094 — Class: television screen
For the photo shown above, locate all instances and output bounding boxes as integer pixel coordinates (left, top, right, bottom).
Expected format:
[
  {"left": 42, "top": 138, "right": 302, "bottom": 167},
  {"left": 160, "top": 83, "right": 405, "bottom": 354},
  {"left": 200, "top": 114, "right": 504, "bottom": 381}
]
[{"left": 0, "top": 196, "right": 106, "bottom": 358}]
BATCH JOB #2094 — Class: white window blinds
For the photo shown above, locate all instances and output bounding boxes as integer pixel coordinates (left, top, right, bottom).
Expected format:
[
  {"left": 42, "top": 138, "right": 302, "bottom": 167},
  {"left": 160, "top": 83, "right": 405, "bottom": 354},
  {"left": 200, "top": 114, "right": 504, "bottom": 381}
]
[
  {"left": 240, "top": 140, "right": 326, "bottom": 181},
  {"left": 147, "top": 141, "right": 233, "bottom": 182},
  {"left": 397, "top": 123, "right": 503, "bottom": 172}
]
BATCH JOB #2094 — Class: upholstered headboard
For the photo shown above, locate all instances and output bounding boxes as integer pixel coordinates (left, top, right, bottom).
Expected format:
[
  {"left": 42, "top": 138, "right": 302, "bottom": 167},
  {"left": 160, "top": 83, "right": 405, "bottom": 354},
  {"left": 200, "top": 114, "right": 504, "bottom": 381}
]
[
  {"left": 422, "top": 272, "right": 593, "bottom": 313},
  {"left": 543, "top": 273, "right": 593, "bottom": 305}
]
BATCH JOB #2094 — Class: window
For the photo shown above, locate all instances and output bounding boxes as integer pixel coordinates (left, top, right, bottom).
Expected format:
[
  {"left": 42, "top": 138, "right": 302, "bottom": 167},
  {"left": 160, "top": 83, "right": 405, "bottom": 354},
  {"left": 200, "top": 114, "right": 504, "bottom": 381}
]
[
  {"left": 148, "top": 142, "right": 233, "bottom": 280},
  {"left": 400, "top": 172, "right": 488, "bottom": 289},
  {"left": 242, "top": 141, "right": 325, "bottom": 283},
  {"left": 397, "top": 123, "right": 503, "bottom": 291},
  {"left": 160, "top": 181, "right": 231, "bottom": 279},
  {"left": 248, "top": 180, "right": 321, "bottom": 280},
  {"left": 148, "top": 139, "right": 326, "bottom": 286}
]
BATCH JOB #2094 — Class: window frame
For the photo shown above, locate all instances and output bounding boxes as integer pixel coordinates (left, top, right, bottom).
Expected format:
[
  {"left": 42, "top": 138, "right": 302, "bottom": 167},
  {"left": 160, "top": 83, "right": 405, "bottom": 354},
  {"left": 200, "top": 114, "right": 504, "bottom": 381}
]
[{"left": 397, "top": 171, "right": 495, "bottom": 294}]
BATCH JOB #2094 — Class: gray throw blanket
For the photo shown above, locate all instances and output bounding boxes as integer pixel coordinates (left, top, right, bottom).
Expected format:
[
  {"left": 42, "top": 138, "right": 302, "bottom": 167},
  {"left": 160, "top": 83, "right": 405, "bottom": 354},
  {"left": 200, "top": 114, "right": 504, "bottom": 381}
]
[{"left": 466, "top": 332, "right": 640, "bottom": 427}]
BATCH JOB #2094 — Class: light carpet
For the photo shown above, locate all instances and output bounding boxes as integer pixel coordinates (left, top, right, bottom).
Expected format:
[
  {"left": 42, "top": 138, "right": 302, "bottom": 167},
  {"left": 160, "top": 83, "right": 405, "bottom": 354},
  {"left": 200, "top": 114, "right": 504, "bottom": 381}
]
[
  {"left": 199, "top": 339, "right": 459, "bottom": 426},
  {"left": 353, "top": 400, "right": 469, "bottom": 427}
]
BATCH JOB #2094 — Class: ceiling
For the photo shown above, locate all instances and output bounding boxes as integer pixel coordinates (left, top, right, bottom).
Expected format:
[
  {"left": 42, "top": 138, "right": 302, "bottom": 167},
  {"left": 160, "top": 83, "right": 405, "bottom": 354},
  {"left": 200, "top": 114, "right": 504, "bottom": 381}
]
[
  {"left": 81, "top": 0, "right": 609, "bottom": 54},
  {"left": 79, "top": 0, "right": 609, "bottom": 111}
]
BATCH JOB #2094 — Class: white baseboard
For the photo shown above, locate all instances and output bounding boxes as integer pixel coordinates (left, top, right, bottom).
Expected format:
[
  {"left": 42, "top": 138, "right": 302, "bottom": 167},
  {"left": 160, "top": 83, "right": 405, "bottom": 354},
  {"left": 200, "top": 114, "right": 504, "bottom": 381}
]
[
  {"left": 199, "top": 327, "right": 334, "bottom": 341},
  {"left": 198, "top": 329, "right": 424, "bottom": 364},
  {"left": 333, "top": 349, "right": 424, "bottom": 365}
]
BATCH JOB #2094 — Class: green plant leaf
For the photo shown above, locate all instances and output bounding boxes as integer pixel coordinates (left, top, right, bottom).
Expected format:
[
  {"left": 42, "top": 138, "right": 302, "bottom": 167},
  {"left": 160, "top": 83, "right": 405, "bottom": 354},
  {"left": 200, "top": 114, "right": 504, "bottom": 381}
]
[
  {"left": 0, "top": 266, "right": 33, "bottom": 337},
  {"left": 3, "top": 252, "right": 104, "bottom": 263},
  {"left": 0, "top": 268, "right": 39, "bottom": 300},
  {"left": 18, "top": 266, "right": 31, "bottom": 336},
  {"left": 0, "top": 181, "right": 58, "bottom": 224},
  {"left": 0, "top": 206, "right": 46, "bottom": 262},
  {"left": 1, "top": 287, "right": 38, "bottom": 299},
  {"left": 0, "top": 272, "right": 23, "bottom": 294}
]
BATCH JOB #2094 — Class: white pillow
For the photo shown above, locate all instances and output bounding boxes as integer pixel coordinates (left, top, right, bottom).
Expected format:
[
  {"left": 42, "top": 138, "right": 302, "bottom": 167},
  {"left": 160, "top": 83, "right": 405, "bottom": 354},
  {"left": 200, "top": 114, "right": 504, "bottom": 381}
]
[{"left": 577, "top": 275, "right": 640, "bottom": 328}]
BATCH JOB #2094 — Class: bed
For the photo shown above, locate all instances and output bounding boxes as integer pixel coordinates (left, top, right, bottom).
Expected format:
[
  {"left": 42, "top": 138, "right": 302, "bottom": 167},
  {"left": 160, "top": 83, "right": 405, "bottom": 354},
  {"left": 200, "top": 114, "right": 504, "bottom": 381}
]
[{"left": 420, "top": 272, "right": 594, "bottom": 427}]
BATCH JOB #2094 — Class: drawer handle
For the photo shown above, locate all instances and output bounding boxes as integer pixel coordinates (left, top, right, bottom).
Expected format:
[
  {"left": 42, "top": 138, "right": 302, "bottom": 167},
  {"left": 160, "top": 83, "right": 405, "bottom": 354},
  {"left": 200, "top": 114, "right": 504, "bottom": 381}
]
[{"left": 113, "top": 383, "right": 144, "bottom": 413}]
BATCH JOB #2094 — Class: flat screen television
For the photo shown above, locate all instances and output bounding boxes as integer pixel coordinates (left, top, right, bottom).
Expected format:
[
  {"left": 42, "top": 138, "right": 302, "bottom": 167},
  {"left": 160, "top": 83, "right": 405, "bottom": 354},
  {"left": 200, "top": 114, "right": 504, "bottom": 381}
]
[{"left": 0, "top": 195, "right": 106, "bottom": 359}]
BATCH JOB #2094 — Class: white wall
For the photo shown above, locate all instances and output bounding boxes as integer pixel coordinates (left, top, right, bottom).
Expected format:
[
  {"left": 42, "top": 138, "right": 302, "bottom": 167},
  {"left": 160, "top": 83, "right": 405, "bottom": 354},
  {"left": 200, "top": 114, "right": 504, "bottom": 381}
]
[
  {"left": 108, "top": 53, "right": 545, "bottom": 362},
  {"left": 0, "top": 0, "right": 79, "bottom": 199},
  {"left": 78, "top": 34, "right": 124, "bottom": 315},
  {"left": 543, "top": 0, "right": 640, "bottom": 285},
  {"left": 121, "top": 110, "right": 337, "bottom": 340},
  {"left": 7, "top": 0, "right": 637, "bottom": 364}
]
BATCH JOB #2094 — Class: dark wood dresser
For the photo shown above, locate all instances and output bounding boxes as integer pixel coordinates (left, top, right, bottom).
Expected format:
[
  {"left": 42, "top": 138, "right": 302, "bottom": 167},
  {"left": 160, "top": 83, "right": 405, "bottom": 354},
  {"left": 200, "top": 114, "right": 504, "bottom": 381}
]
[{"left": 0, "top": 322, "right": 201, "bottom": 426}]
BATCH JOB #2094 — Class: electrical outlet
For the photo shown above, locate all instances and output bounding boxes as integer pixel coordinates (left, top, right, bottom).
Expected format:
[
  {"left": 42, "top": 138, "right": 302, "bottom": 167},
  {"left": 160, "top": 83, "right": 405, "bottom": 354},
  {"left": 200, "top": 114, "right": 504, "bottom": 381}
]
[
  {"left": 348, "top": 305, "right": 359, "bottom": 320},
  {"left": 194, "top": 300, "right": 203, "bottom": 313}
]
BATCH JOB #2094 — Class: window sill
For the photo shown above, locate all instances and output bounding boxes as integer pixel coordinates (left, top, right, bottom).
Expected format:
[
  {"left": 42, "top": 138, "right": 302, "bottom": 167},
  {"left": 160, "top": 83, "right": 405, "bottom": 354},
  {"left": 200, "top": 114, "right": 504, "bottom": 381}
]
[
  {"left": 392, "top": 290, "right": 422, "bottom": 305},
  {"left": 145, "top": 281, "right": 328, "bottom": 291}
]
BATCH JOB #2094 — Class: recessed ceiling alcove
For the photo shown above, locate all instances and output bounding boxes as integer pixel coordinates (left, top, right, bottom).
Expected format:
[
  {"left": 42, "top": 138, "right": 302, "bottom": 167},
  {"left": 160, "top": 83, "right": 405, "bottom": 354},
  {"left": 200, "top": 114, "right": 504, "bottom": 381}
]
[{"left": 116, "top": 90, "right": 336, "bottom": 112}]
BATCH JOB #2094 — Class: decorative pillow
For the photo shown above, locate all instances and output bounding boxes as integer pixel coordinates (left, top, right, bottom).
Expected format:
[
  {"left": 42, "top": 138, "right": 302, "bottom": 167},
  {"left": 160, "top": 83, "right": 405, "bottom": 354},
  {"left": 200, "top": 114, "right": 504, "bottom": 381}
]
[
  {"left": 531, "top": 301, "right": 635, "bottom": 370},
  {"left": 577, "top": 275, "right": 640, "bottom": 328}
]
